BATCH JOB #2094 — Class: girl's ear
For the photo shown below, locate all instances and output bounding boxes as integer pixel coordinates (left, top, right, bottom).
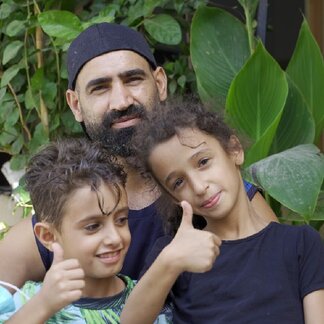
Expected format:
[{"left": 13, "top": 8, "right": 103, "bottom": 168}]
[
  {"left": 229, "top": 135, "right": 244, "bottom": 166},
  {"left": 33, "top": 222, "right": 56, "bottom": 252}
]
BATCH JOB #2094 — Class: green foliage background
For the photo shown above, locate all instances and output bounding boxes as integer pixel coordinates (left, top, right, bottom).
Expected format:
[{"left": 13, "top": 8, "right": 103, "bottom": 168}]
[{"left": 0, "top": 0, "right": 323, "bottom": 235}]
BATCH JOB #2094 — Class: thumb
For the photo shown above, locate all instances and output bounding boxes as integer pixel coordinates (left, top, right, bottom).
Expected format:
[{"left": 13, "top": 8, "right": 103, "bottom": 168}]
[
  {"left": 179, "top": 201, "right": 194, "bottom": 229},
  {"left": 51, "top": 242, "right": 64, "bottom": 265}
]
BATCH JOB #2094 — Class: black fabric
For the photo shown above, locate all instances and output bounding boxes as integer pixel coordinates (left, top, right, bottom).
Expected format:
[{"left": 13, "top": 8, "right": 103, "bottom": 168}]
[
  {"left": 143, "top": 223, "right": 324, "bottom": 323},
  {"left": 67, "top": 23, "right": 157, "bottom": 89}
]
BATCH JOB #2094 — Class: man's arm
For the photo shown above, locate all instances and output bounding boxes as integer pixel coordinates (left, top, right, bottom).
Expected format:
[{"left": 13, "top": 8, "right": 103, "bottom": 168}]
[
  {"left": 0, "top": 216, "right": 46, "bottom": 292},
  {"left": 120, "top": 201, "right": 221, "bottom": 324},
  {"left": 251, "top": 192, "right": 278, "bottom": 222}
]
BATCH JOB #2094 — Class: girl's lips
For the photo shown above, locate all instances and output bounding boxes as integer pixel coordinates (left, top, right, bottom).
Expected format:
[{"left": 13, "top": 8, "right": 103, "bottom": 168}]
[{"left": 201, "top": 192, "right": 221, "bottom": 208}]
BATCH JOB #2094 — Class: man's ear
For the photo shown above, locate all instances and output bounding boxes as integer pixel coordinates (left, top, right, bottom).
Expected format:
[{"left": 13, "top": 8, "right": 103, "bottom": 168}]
[
  {"left": 229, "top": 135, "right": 244, "bottom": 166},
  {"left": 153, "top": 67, "right": 168, "bottom": 102},
  {"left": 66, "top": 89, "right": 83, "bottom": 122},
  {"left": 33, "top": 222, "right": 56, "bottom": 252}
]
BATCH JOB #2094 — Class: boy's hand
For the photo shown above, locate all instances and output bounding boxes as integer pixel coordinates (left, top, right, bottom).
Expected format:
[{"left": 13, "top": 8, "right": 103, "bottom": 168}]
[
  {"left": 164, "top": 201, "right": 221, "bottom": 274},
  {"left": 37, "top": 242, "right": 85, "bottom": 316}
]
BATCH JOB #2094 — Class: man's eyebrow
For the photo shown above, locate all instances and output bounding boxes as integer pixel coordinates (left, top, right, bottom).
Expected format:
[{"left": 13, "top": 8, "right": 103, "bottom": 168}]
[
  {"left": 119, "top": 68, "right": 147, "bottom": 78},
  {"left": 86, "top": 77, "right": 112, "bottom": 91}
]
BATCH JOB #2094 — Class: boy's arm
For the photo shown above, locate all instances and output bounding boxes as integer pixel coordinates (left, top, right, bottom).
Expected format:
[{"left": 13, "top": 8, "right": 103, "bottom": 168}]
[
  {"left": 6, "top": 243, "right": 85, "bottom": 324},
  {"left": 303, "top": 289, "right": 324, "bottom": 323},
  {"left": 0, "top": 216, "right": 46, "bottom": 291},
  {"left": 120, "top": 201, "right": 221, "bottom": 324}
]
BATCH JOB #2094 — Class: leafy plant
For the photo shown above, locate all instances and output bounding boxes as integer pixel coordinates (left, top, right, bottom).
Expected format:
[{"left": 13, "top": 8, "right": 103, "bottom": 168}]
[{"left": 190, "top": 1, "right": 324, "bottom": 225}]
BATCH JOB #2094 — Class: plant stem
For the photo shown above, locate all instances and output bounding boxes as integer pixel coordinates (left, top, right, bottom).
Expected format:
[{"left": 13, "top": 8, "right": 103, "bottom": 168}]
[
  {"left": 7, "top": 83, "right": 31, "bottom": 141},
  {"left": 244, "top": 6, "right": 255, "bottom": 55}
]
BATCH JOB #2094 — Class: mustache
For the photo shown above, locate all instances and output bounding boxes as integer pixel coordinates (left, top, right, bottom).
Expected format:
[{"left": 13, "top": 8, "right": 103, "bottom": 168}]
[{"left": 103, "top": 104, "right": 147, "bottom": 128}]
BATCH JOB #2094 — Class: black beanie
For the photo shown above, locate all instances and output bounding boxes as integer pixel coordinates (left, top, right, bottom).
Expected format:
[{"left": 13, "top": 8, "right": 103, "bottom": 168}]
[{"left": 67, "top": 23, "right": 157, "bottom": 90}]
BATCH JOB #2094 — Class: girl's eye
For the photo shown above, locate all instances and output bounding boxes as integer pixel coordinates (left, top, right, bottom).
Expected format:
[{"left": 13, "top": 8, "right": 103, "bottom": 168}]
[
  {"left": 199, "top": 158, "right": 210, "bottom": 167},
  {"left": 116, "top": 216, "right": 128, "bottom": 226},
  {"left": 173, "top": 178, "right": 184, "bottom": 190},
  {"left": 84, "top": 223, "right": 100, "bottom": 232}
]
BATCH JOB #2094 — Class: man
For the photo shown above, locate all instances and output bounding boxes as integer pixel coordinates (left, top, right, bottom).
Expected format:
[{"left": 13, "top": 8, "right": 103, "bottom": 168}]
[{"left": 0, "top": 23, "right": 277, "bottom": 288}]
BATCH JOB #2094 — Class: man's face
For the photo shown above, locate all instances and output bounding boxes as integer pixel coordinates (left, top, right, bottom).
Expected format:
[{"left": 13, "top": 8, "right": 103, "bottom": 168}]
[{"left": 66, "top": 50, "right": 167, "bottom": 156}]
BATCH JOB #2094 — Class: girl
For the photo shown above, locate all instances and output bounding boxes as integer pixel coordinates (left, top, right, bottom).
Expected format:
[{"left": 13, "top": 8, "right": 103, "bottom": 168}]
[{"left": 121, "top": 99, "right": 324, "bottom": 323}]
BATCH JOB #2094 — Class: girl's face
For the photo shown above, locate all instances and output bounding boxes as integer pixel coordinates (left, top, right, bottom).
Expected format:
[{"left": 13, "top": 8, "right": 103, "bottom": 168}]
[{"left": 148, "top": 128, "right": 245, "bottom": 222}]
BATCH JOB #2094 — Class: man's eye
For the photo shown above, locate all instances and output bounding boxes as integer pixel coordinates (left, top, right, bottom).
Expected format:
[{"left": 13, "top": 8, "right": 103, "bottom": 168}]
[
  {"left": 126, "top": 77, "right": 142, "bottom": 84},
  {"left": 84, "top": 223, "right": 100, "bottom": 232},
  {"left": 116, "top": 216, "right": 128, "bottom": 226},
  {"left": 91, "top": 85, "right": 107, "bottom": 93}
]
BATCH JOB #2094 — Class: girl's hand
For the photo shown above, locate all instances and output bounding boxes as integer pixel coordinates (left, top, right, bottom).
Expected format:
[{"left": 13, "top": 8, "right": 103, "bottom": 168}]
[{"left": 164, "top": 201, "right": 221, "bottom": 274}]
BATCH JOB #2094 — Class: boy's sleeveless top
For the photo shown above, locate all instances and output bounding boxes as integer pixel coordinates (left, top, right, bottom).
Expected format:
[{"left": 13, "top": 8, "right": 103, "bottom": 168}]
[
  {"left": 32, "top": 180, "right": 258, "bottom": 280},
  {"left": 0, "top": 275, "right": 172, "bottom": 323},
  {"left": 143, "top": 222, "right": 324, "bottom": 323}
]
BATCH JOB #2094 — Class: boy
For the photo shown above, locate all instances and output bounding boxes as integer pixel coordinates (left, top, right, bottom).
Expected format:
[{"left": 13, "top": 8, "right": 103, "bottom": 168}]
[{"left": 0, "top": 137, "right": 171, "bottom": 323}]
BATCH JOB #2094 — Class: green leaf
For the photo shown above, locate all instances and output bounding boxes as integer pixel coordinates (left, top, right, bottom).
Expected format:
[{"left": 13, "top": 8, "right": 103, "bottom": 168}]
[
  {"left": 24, "top": 88, "right": 37, "bottom": 110},
  {"left": 5, "top": 20, "right": 25, "bottom": 37},
  {"left": 144, "top": 0, "right": 164, "bottom": 15},
  {"left": 10, "top": 154, "right": 28, "bottom": 171},
  {"left": 226, "top": 42, "right": 288, "bottom": 165},
  {"left": 38, "top": 10, "right": 83, "bottom": 41},
  {"left": 190, "top": 6, "right": 250, "bottom": 109},
  {"left": 245, "top": 144, "right": 324, "bottom": 217},
  {"left": 286, "top": 19, "right": 324, "bottom": 142},
  {"left": 5, "top": 108, "right": 19, "bottom": 127},
  {"left": 0, "top": 2, "right": 16, "bottom": 20},
  {"left": 1, "top": 65, "right": 21, "bottom": 87},
  {"left": 10, "top": 134, "right": 24, "bottom": 155},
  {"left": 270, "top": 75, "right": 315, "bottom": 153},
  {"left": 0, "top": 88, "right": 6, "bottom": 102},
  {"left": 31, "top": 68, "right": 44, "bottom": 91},
  {"left": 29, "top": 123, "right": 49, "bottom": 153},
  {"left": 2, "top": 40, "right": 24, "bottom": 65},
  {"left": 144, "top": 14, "right": 182, "bottom": 45}
]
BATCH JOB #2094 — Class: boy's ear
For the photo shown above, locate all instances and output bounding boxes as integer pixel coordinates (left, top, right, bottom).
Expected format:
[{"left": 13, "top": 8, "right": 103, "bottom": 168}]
[
  {"left": 229, "top": 135, "right": 244, "bottom": 166},
  {"left": 33, "top": 222, "right": 56, "bottom": 252}
]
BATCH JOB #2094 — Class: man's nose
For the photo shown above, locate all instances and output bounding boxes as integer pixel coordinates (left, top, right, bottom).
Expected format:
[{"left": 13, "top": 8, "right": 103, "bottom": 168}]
[{"left": 109, "top": 82, "right": 134, "bottom": 111}]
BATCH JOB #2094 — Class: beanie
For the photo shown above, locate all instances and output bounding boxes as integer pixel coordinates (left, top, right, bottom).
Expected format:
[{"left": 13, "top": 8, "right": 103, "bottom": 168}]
[{"left": 67, "top": 23, "right": 157, "bottom": 90}]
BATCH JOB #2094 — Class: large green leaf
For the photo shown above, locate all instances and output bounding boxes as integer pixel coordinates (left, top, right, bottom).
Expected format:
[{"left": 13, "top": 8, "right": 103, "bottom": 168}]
[
  {"left": 38, "top": 10, "right": 83, "bottom": 41},
  {"left": 245, "top": 144, "right": 324, "bottom": 217},
  {"left": 226, "top": 42, "right": 288, "bottom": 165},
  {"left": 1, "top": 64, "right": 21, "bottom": 87},
  {"left": 2, "top": 40, "right": 23, "bottom": 65},
  {"left": 270, "top": 75, "right": 315, "bottom": 153},
  {"left": 144, "top": 14, "right": 182, "bottom": 45},
  {"left": 286, "top": 19, "right": 324, "bottom": 142},
  {"left": 190, "top": 6, "right": 250, "bottom": 110}
]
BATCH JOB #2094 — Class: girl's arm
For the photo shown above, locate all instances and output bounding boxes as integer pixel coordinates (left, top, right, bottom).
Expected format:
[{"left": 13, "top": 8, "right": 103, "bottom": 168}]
[
  {"left": 6, "top": 243, "right": 85, "bottom": 324},
  {"left": 303, "top": 289, "right": 324, "bottom": 324},
  {"left": 120, "top": 201, "right": 221, "bottom": 324}
]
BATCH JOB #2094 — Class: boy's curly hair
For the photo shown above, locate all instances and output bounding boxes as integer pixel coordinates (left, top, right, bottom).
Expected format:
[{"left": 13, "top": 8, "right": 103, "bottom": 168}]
[
  {"left": 24, "top": 136, "right": 127, "bottom": 231},
  {"left": 131, "top": 97, "right": 238, "bottom": 235}
]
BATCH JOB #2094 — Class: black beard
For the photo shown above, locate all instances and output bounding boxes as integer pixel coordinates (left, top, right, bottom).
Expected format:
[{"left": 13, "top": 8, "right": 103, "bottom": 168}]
[{"left": 84, "top": 104, "right": 147, "bottom": 157}]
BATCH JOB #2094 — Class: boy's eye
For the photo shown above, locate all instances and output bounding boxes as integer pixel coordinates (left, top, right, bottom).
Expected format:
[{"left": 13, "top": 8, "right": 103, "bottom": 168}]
[
  {"left": 84, "top": 223, "right": 100, "bottom": 232},
  {"left": 116, "top": 216, "right": 128, "bottom": 226}
]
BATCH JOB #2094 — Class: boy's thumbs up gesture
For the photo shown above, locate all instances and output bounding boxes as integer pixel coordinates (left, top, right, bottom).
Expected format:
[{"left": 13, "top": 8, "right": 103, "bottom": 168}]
[
  {"left": 37, "top": 242, "right": 85, "bottom": 317},
  {"left": 166, "top": 201, "right": 221, "bottom": 274}
]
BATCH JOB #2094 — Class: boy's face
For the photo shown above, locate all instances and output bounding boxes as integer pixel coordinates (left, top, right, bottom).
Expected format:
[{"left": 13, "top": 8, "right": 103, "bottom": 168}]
[
  {"left": 148, "top": 128, "right": 245, "bottom": 223},
  {"left": 55, "top": 182, "right": 130, "bottom": 283}
]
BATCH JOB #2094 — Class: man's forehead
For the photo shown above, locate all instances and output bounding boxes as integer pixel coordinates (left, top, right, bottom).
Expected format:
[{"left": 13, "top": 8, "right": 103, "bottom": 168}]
[{"left": 76, "top": 50, "right": 151, "bottom": 84}]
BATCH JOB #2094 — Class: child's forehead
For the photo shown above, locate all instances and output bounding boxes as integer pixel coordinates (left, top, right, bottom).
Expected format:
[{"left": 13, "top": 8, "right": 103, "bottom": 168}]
[{"left": 175, "top": 127, "right": 212, "bottom": 148}]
